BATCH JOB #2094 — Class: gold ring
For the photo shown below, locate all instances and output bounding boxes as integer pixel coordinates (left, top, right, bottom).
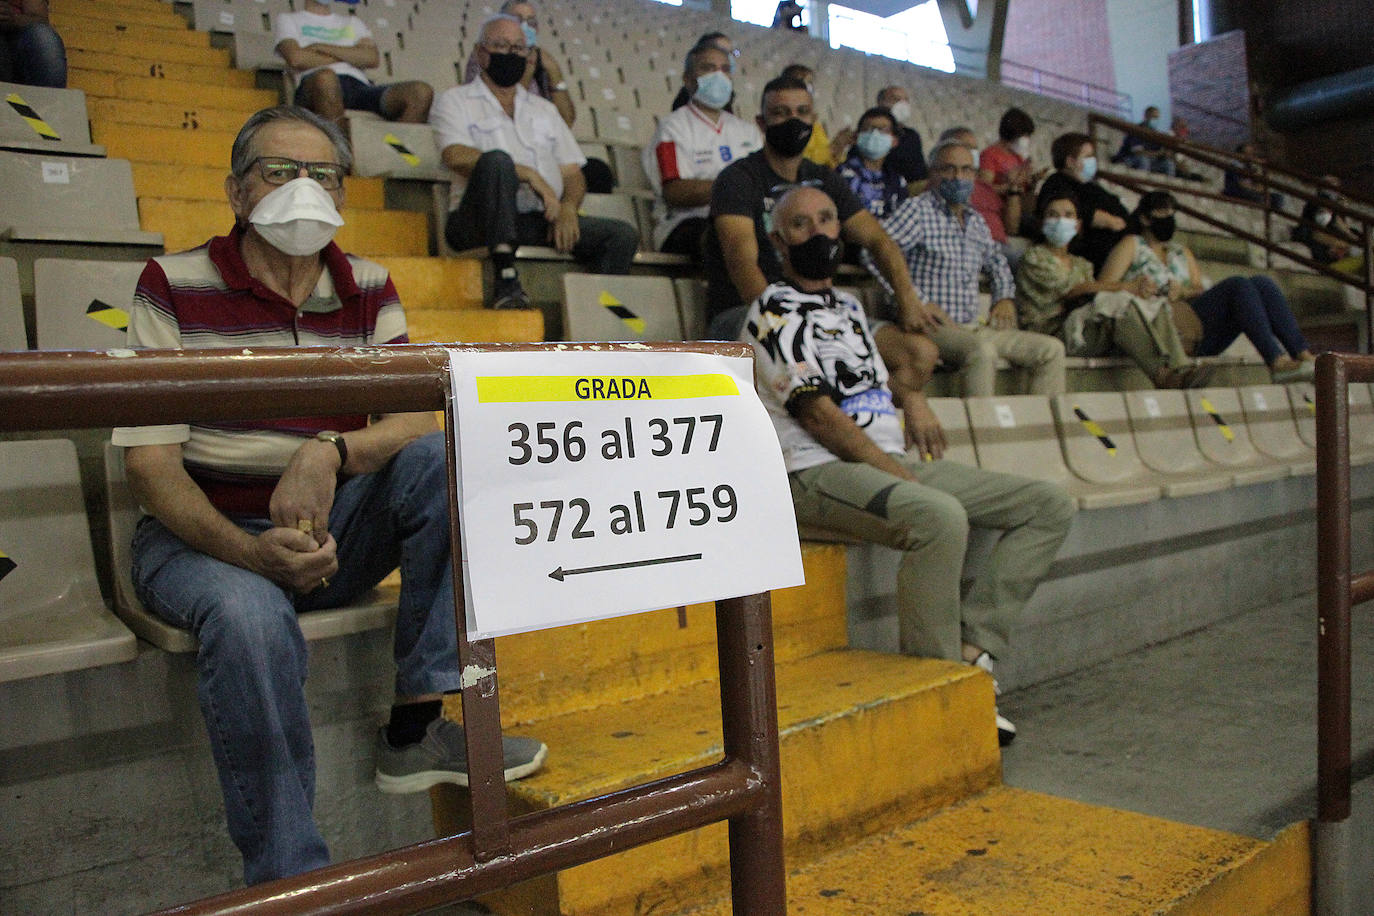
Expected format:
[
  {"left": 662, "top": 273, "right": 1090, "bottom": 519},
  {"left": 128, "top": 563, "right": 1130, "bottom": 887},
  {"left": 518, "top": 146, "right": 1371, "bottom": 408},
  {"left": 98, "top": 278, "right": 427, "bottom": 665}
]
[
  {"left": 320, "top": 577, "right": 330, "bottom": 589},
  {"left": 296, "top": 519, "right": 314, "bottom": 534}
]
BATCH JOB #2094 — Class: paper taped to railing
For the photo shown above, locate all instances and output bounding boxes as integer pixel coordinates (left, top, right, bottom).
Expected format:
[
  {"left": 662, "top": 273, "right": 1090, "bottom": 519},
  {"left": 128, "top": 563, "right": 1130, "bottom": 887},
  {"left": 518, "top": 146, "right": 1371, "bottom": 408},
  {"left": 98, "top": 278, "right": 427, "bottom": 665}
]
[{"left": 447, "top": 348, "right": 804, "bottom": 639}]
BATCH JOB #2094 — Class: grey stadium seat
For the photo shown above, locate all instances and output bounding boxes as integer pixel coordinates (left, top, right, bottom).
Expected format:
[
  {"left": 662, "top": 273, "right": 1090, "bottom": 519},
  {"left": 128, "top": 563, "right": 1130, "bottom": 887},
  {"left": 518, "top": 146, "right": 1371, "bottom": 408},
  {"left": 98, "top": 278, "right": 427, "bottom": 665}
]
[
  {"left": 0, "top": 256, "right": 23, "bottom": 350},
  {"left": 33, "top": 258, "right": 145, "bottom": 350},
  {"left": 0, "top": 151, "right": 163, "bottom": 247},
  {"left": 562, "top": 273, "right": 683, "bottom": 341},
  {"left": 0, "top": 81, "right": 104, "bottom": 157}
]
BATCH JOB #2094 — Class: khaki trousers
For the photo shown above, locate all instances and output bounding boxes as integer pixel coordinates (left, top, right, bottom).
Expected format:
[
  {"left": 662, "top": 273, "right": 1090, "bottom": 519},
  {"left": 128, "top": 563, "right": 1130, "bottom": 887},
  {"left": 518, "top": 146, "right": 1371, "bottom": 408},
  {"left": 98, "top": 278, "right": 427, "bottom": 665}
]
[{"left": 928, "top": 323, "right": 1066, "bottom": 396}]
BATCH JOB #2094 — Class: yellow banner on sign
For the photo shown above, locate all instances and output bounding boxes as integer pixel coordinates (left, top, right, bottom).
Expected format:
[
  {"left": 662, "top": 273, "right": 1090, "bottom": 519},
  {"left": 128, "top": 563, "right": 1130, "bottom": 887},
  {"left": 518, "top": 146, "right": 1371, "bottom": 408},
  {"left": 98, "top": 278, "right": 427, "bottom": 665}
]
[{"left": 477, "top": 374, "right": 739, "bottom": 403}]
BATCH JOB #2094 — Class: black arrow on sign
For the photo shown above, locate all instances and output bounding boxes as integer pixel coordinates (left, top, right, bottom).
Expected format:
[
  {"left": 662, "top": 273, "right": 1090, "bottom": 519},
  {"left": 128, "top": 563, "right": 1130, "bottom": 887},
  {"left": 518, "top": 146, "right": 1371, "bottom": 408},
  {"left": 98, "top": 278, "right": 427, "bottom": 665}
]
[{"left": 549, "top": 552, "right": 703, "bottom": 581}]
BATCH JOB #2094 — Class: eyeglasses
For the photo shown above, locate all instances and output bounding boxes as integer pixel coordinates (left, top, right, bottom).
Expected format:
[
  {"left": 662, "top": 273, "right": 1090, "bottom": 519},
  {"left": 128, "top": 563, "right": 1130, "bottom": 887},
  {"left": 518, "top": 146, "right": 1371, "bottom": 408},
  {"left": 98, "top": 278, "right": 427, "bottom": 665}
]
[
  {"left": 483, "top": 40, "right": 531, "bottom": 56},
  {"left": 247, "top": 157, "right": 345, "bottom": 190}
]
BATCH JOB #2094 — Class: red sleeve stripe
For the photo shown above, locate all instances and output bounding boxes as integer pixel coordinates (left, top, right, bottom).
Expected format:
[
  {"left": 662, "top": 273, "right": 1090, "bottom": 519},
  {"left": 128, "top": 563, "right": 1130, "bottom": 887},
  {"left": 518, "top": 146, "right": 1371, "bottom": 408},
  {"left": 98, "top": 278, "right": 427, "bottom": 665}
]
[{"left": 656, "top": 141, "right": 681, "bottom": 183}]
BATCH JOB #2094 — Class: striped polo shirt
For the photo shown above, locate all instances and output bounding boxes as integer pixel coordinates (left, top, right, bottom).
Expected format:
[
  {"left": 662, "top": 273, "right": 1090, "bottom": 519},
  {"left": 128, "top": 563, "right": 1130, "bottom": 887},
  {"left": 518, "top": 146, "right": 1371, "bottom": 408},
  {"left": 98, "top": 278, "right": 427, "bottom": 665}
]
[{"left": 111, "top": 226, "right": 409, "bottom": 518}]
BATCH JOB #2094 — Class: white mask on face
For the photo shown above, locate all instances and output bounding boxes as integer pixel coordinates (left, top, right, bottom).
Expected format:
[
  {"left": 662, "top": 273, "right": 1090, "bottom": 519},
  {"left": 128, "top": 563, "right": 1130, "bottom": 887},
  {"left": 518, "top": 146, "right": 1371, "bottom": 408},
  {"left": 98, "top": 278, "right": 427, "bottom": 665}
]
[
  {"left": 248, "top": 177, "right": 345, "bottom": 257},
  {"left": 1011, "top": 135, "right": 1031, "bottom": 158},
  {"left": 888, "top": 99, "right": 911, "bottom": 124}
]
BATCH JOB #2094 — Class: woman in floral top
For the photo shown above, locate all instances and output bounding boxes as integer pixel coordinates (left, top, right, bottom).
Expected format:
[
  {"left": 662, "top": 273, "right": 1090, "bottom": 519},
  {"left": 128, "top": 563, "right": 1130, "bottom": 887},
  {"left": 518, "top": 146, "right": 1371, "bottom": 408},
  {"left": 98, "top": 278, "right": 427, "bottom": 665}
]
[
  {"left": 1100, "top": 191, "right": 1315, "bottom": 382},
  {"left": 1015, "top": 191, "right": 1209, "bottom": 388}
]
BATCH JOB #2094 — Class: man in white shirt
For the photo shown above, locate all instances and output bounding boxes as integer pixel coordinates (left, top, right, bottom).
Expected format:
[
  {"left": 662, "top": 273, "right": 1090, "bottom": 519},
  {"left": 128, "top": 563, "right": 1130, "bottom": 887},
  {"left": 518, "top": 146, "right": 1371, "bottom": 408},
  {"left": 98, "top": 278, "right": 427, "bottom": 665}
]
[
  {"left": 275, "top": 0, "right": 432, "bottom": 125},
  {"left": 430, "top": 14, "right": 638, "bottom": 309},
  {"left": 642, "top": 40, "right": 760, "bottom": 258}
]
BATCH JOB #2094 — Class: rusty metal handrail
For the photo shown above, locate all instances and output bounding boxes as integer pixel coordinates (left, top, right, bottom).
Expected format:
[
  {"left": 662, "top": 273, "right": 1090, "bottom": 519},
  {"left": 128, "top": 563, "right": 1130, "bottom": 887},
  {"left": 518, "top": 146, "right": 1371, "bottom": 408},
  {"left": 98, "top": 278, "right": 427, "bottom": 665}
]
[
  {"left": 0, "top": 344, "right": 786, "bottom": 915},
  {"left": 1314, "top": 351, "right": 1374, "bottom": 914}
]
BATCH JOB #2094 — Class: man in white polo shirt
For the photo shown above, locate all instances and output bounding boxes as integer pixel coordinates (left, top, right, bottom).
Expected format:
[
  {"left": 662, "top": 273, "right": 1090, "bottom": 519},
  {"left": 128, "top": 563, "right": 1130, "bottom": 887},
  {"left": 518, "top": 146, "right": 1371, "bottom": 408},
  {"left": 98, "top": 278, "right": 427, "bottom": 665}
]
[
  {"left": 430, "top": 14, "right": 638, "bottom": 309},
  {"left": 642, "top": 39, "right": 760, "bottom": 259},
  {"left": 274, "top": 0, "right": 431, "bottom": 125}
]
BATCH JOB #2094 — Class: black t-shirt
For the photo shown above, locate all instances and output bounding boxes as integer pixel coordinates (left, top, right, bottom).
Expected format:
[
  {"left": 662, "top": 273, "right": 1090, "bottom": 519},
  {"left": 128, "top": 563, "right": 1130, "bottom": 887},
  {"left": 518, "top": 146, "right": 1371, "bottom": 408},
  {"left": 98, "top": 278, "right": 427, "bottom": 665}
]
[
  {"left": 701, "top": 150, "right": 863, "bottom": 316},
  {"left": 1037, "top": 171, "right": 1129, "bottom": 273},
  {"left": 886, "top": 125, "right": 928, "bottom": 183}
]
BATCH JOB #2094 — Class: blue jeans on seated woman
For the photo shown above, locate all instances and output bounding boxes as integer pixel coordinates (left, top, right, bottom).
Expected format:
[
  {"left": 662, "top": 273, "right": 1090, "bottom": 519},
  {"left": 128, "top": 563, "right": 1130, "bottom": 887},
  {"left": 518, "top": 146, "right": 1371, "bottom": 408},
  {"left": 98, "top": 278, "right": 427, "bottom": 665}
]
[
  {"left": 0, "top": 23, "right": 67, "bottom": 88},
  {"left": 129, "top": 432, "right": 461, "bottom": 885},
  {"left": 1190, "top": 274, "right": 1309, "bottom": 366}
]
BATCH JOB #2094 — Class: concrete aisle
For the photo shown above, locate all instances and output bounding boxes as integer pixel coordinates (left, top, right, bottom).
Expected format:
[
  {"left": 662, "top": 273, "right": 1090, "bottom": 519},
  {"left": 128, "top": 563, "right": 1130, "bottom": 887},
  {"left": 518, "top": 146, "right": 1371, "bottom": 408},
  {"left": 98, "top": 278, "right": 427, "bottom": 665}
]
[{"left": 999, "top": 591, "right": 1374, "bottom": 840}]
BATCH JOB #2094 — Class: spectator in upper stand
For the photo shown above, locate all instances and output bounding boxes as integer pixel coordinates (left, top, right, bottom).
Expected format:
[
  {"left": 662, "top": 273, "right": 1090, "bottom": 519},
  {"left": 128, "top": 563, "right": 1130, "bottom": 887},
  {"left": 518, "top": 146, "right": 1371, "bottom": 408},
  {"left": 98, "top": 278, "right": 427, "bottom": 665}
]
[
  {"left": 870, "top": 138, "right": 1065, "bottom": 396},
  {"left": 1111, "top": 105, "right": 1175, "bottom": 176},
  {"left": 1100, "top": 190, "right": 1316, "bottom": 383},
  {"left": 462, "top": 0, "right": 615, "bottom": 193},
  {"left": 431, "top": 15, "right": 639, "bottom": 309},
  {"left": 0, "top": 0, "right": 65, "bottom": 88},
  {"left": 275, "top": 0, "right": 432, "bottom": 126},
  {"left": 837, "top": 106, "right": 908, "bottom": 220},
  {"left": 112, "top": 105, "right": 546, "bottom": 887},
  {"left": 940, "top": 125, "right": 1021, "bottom": 268},
  {"left": 772, "top": 0, "right": 807, "bottom": 31},
  {"left": 701, "top": 75, "right": 944, "bottom": 460},
  {"left": 1223, "top": 141, "right": 1283, "bottom": 209},
  {"left": 671, "top": 31, "right": 737, "bottom": 113},
  {"left": 1169, "top": 114, "right": 1205, "bottom": 181},
  {"left": 1037, "top": 132, "right": 1129, "bottom": 274},
  {"left": 1016, "top": 190, "right": 1213, "bottom": 389},
  {"left": 979, "top": 106, "right": 1043, "bottom": 236},
  {"left": 643, "top": 40, "right": 761, "bottom": 258},
  {"left": 779, "top": 64, "right": 854, "bottom": 168},
  {"left": 875, "top": 85, "right": 927, "bottom": 184},
  {"left": 1293, "top": 178, "right": 1365, "bottom": 275},
  {"left": 743, "top": 186, "right": 1075, "bottom": 747}
]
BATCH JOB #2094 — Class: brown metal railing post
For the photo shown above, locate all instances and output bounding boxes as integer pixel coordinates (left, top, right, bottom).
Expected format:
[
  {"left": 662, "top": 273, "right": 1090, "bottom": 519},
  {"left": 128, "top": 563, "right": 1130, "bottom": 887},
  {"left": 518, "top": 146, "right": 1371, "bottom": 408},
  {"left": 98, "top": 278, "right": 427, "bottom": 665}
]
[
  {"left": 1314, "top": 352, "right": 1353, "bottom": 915},
  {"left": 716, "top": 593, "right": 786, "bottom": 912},
  {"left": 1364, "top": 221, "right": 1373, "bottom": 353}
]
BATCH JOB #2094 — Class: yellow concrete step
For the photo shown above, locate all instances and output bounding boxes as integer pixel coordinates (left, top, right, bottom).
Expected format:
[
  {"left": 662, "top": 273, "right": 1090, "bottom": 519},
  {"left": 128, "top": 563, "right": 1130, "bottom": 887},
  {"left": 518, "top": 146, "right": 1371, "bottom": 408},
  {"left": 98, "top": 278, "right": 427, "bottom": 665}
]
[
  {"left": 140, "top": 198, "right": 429, "bottom": 257},
  {"left": 437, "top": 648, "right": 1001, "bottom": 916},
  {"left": 68, "top": 48, "right": 255, "bottom": 87},
  {"left": 70, "top": 69, "right": 278, "bottom": 109},
  {"left": 371, "top": 257, "right": 486, "bottom": 312},
  {"left": 129, "top": 162, "right": 386, "bottom": 208},
  {"left": 89, "top": 98, "right": 264, "bottom": 133},
  {"left": 51, "top": 1, "right": 188, "bottom": 31},
  {"left": 51, "top": 17, "right": 212, "bottom": 48},
  {"left": 681, "top": 787, "right": 1311, "bottom": 916},
  {"left": 94, "top": 122, "right": 237, "bottom": 168},
  {"left": 405, "top": 308, "right": 545, "bottom": 345},
  {"left": 60, "top": 28, "right": 231, "bottom": 67},
  {"left": 475, "top": 542, "right": 848, "bottom": 724}
]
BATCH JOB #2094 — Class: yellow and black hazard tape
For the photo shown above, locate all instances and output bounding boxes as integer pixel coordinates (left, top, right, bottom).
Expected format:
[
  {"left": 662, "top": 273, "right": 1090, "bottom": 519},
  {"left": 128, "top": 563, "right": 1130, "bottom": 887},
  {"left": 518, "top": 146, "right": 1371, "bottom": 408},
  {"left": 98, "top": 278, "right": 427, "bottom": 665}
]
[
  {"left": 1073, "top": 405, "right": 1116, "bottom": 454},
  {"left": 0, "top": 551, "right": 15, "bottom": 584},
  {"left": 5, "top": 92, "right": 61, "bottom": 142},
  {"left": 598, "top": 290, "right": 645, "bottom": 335},
  {"left": 86, "top": 299, "right": 129, "bottom": 333},
  {"left": 383, "top": 133, "right": 421, "bottom": 166},
  {"left": 1199, "top": 397, "right": 1236, "bottom": 442}
]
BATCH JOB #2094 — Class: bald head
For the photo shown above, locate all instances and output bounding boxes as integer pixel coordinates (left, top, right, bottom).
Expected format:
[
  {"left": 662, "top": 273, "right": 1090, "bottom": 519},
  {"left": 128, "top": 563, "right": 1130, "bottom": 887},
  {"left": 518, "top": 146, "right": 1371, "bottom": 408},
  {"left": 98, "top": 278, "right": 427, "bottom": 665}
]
[{"left": 771, "top": 186, "right": 841, "bottom": 282}]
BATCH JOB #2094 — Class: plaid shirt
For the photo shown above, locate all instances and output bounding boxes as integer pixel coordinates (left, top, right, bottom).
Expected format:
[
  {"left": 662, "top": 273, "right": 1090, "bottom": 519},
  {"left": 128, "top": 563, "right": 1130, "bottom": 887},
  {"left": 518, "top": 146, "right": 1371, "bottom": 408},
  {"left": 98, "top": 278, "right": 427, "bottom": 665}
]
[{"left": 866, "top": 189, "right": 1015, "bottom": 325}]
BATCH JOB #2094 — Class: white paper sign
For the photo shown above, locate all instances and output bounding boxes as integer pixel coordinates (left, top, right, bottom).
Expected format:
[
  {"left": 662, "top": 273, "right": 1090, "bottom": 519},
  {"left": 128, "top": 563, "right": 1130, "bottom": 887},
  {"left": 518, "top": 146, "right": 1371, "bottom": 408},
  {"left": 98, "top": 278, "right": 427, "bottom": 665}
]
[
  {"left": 1253, "top": 392, "right": 1267, "bottom": 410},
  {"left": 1143, "top": 395, "right": 1161, "bottom": 418},
  {"left": 219, "top": 11, "right": 235, "bottom": 25},
  {"left": 447, "top": 349, "right": 804, "bottom": 639},
  {"left": 994, "top": 403, "right": 1015, "bottom": 428},
  {"left": 41, "top": 161, "right": 69, "bottom": 184}
]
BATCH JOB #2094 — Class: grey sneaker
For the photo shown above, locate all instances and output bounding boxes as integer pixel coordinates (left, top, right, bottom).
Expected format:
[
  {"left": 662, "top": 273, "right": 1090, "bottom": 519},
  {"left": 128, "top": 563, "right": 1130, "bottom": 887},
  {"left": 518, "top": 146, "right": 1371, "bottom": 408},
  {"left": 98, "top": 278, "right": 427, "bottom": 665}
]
[
  {"left": 375, "top": 717, "right": 547, "bottom": 793},
  {"left": 491, "top": 280, "right": 531, "bottom": 310}
]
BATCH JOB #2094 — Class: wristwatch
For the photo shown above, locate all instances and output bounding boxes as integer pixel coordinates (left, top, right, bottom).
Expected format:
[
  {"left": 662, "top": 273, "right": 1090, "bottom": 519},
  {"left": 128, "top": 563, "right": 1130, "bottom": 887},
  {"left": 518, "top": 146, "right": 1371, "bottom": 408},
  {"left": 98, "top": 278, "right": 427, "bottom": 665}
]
[
  {"left": 553, "top": 80, "right": 568, "bottom": 92},
  {"left": 315, "top": 430, "right": 348, "bottom": 470}
]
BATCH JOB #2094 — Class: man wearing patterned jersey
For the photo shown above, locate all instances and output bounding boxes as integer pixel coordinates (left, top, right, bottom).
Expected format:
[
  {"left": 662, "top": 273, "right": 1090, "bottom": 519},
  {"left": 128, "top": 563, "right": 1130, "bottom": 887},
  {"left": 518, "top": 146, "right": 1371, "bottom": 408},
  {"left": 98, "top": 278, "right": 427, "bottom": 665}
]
[
  {"left": 275, "top": 0, "right": 432, "bottom": 125},
  {"left": 743, "top": 185, "right": 1075, "bottom": 746},
  {"left": 111, "top": 107, "right": 545, "bottom": 887},
  {"left": 643, "top": 40, "right": 761, "bottom": 258}
]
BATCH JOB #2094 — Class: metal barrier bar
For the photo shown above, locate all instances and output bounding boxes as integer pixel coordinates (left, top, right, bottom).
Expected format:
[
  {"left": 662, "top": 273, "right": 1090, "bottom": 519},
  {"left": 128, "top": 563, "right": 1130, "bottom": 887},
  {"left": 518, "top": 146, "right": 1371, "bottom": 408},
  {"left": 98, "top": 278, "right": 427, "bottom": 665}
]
[
  {"left": 1314, "top": 351, "right": 1374, "bottom": 914},
  {"left": 0, "top": 344, "right": 786, "bottom": 915}
]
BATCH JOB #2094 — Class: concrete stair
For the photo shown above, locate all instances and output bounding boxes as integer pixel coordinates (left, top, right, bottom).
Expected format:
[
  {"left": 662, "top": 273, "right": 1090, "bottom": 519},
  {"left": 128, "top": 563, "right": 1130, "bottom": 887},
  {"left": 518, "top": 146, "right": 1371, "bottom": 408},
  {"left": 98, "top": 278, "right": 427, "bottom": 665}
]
[
  {"left": 59, "top": 27, "right": 232, "bottom": 67},
  {"left": 139, "top": 197, "right": 428, "bottom": 256},
  {"left": 128, "top": 162, "right": 386, "bottom": 208}
]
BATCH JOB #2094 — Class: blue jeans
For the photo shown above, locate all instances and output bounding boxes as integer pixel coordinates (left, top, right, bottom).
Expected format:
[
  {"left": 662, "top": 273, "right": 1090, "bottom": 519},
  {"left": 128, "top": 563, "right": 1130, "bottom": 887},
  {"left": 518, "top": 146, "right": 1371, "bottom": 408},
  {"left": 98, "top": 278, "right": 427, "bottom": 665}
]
[
  {"left": 130, "top": 433, "right": 461, "bottom": 885},
  {"left": 1191, "top": 274, "right": 1309, "bottom": 365},
  {"left": 0, "top": 23, "right": 67, "bottom": 88}
]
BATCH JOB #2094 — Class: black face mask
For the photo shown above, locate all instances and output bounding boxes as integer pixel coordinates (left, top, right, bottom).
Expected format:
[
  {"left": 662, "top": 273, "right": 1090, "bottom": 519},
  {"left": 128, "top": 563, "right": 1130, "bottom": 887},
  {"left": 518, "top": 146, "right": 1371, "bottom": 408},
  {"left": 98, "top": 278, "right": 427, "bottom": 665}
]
[
  {"left": 1148, "top": 215, "right": 1176, "bottom": 242},
  {"left": 765, "top": 118, "right": 814, "bottom": 158},
  {"left": 485, "top": 51, "right": 527, "bottom": 88},
  {"left": 787, "top": 233, "right": 842, "bottom": 281}
]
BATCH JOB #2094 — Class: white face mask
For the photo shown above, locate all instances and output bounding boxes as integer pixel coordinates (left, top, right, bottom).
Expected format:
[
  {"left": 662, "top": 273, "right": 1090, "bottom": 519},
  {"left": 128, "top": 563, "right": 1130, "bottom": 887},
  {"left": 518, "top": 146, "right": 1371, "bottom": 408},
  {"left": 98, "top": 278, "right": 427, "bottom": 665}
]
[
  {"left": 888, "top": 100, "right": 911, "bottom": 124},
  {"left": 248, "top": 177, "right": 345, "bottom": 257},
  {"left": 1315, "top": 209, "right": 1333, "bottom": 227},
  {"left": 1011, "top": 136, "right": 1031, "bottom": 158}
]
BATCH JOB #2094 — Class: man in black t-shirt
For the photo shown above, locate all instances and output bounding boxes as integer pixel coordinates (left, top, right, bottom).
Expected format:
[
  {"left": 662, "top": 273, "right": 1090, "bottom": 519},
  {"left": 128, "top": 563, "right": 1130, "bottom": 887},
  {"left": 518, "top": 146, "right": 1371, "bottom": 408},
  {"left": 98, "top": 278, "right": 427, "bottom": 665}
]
[{"left": 1037, "top": 132, "right": 1129, "bottom": 274}]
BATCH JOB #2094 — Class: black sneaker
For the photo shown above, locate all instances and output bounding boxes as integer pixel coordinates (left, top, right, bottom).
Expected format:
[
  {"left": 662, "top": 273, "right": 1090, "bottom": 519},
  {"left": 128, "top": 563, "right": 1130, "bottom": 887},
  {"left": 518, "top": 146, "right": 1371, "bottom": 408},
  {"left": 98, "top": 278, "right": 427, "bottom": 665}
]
[{"left": 491, "top": 280, "right": 531, "bottom": 310}]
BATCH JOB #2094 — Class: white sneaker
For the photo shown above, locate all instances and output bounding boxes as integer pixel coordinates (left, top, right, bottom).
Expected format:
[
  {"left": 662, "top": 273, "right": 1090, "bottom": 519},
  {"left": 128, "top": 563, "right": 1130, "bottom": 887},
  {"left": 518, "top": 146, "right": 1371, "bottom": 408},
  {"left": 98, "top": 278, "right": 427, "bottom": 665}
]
[{"left": 971, "top": 652, "right": 1015, "bottom": 746}]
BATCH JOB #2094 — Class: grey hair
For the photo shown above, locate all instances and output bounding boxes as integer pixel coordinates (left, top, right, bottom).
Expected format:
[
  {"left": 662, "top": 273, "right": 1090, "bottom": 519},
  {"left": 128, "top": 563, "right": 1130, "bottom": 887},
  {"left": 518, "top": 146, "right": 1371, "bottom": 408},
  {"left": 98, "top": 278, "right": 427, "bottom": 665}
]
[
  {"left": 927, "top": 137, "right": 972, "bottom": 171},
  {"left": 230, "top": 106, "right": 352, "bottom": 177},
  {"left": 478, "top": 13, "right": 523, "bottom": 43},
  {"left": 937, "top": 126, "right": 976, "bottom": 144}
]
